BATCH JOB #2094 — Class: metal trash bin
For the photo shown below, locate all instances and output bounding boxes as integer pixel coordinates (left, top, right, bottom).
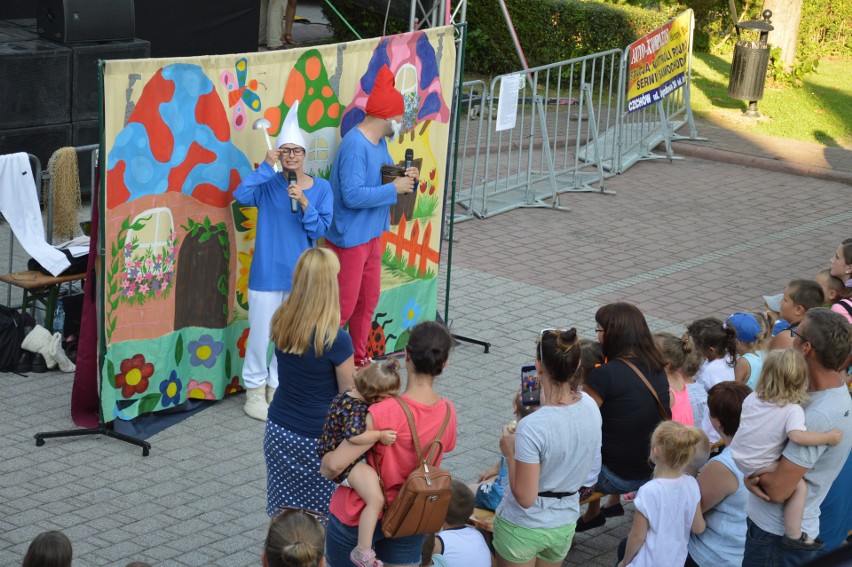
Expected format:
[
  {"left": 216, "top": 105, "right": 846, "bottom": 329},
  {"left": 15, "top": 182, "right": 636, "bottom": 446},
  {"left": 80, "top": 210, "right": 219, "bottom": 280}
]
[{"left": 727, "top": 10, "right": 774, "bottom": 117}]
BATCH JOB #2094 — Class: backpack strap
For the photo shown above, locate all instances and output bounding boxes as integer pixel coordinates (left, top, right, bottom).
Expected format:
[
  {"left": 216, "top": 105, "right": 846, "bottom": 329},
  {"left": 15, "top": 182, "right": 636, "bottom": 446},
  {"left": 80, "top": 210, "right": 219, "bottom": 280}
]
[
  {"left": 373, "top": 396, "right": 451, "bottom": 507},
  {"left": 393, "top": 395, "right": 450, "bottom": 466},
  {"left": 837, "top": 298, "right": 852, "bottom": 318},
  {"left": 619, "top": 358, "right": 670, "bottom": 420}
]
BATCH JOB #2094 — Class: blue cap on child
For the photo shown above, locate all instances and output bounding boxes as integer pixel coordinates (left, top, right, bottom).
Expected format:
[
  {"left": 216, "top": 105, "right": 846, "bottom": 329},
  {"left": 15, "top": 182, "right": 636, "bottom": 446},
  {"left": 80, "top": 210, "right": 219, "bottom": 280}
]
[{"left": 725, "top": 312, "right": 761, "bottom": 343}]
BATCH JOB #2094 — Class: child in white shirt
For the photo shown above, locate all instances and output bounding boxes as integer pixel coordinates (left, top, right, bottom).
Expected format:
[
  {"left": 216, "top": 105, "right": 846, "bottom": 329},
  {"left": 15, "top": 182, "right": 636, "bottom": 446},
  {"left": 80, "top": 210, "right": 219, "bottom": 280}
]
[{"left": 617, "top": 421, "right": 706, "bottom": 567}]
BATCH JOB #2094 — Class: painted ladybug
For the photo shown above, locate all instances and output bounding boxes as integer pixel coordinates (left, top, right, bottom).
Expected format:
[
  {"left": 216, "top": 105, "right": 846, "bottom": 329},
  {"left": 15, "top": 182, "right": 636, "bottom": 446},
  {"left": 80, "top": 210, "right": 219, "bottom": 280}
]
[{"left": 366, "top": 312, "right": 398, "bottom": 358}]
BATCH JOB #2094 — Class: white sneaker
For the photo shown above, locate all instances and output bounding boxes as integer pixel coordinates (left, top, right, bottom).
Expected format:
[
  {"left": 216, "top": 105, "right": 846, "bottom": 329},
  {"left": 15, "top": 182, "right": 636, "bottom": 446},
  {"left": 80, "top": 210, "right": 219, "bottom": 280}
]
[
  {"left": 266, "top": 385, "right": 277, "bottom": 404},
  {"left": 244, "top": 387, "right": 269, "bottom": 421}
]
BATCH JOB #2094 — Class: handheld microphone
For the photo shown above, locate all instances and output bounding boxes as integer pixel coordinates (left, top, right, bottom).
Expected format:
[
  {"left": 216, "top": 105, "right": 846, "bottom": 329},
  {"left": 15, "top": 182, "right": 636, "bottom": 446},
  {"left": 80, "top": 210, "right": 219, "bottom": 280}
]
[
  {"left": 404, "top": 149, "right": 413, "bottom": 171},
  {"left": 288, "top": 171, "right": 299, "bottom": 213}
]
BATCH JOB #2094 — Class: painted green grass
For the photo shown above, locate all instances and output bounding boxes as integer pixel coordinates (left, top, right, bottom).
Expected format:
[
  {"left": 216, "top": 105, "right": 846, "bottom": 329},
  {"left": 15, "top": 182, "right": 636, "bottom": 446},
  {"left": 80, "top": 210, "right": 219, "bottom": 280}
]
[{"left": 689, "top": 53, "right": 852, "bottom": 147}]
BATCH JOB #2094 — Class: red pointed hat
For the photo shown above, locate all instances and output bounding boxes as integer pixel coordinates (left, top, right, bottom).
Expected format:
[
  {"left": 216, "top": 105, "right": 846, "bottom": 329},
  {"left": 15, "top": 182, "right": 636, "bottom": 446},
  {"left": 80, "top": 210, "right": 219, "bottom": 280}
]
[{"left": 365, "top": 65, "right": 404, "bottom": 119}]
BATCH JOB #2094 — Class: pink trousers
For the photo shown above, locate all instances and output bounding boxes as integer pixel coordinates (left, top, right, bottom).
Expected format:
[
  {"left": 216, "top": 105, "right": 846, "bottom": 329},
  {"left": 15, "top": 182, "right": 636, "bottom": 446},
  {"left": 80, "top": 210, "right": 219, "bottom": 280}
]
[{"left": 326, "top": 238, "right": 381, "bottom": 364}]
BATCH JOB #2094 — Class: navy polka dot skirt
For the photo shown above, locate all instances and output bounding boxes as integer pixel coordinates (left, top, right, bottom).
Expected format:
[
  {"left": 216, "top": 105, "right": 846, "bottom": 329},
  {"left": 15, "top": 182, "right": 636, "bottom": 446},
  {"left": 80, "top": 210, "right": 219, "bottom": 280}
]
[{"left": 264, "top": 420, "right": 336, "bottom": 516}]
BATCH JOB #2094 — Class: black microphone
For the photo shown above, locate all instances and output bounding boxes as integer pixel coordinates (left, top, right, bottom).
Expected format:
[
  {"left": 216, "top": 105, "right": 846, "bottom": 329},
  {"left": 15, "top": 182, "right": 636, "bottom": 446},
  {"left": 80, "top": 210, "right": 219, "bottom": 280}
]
[
  {"left": 404, "top": 148, "right": 413, "bottom": 171},
  {"left": 288, "top": 171, "right": 299, "bottom": 213}
]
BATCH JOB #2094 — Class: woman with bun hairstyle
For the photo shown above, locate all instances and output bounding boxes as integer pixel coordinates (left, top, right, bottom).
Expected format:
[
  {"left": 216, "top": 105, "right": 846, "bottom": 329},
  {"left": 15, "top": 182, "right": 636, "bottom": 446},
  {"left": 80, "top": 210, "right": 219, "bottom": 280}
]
[
  {"left": 492, "top": 328, "right": 602, "bottom": 566},
  {"left": 264, "top": 508, "right": 326, "bottom": 567},
  {"left": 320, "top": 321, "right": 458, "bottom": 567},
  {"left": 578, "top": 302, "right": 670, "bottom": 532}
]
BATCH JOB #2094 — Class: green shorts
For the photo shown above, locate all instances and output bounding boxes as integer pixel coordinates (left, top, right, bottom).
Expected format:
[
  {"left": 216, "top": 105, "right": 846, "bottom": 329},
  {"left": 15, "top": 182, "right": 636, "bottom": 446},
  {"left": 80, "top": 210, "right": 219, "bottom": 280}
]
[{"left": 492, "top": 515, "right": 576, "bottom": 563}]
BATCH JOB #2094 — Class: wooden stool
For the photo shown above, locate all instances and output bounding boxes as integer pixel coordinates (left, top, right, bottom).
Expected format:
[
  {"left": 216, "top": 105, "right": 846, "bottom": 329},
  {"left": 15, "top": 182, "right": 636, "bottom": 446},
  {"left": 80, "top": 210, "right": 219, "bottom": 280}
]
[
  {"left": 0, "top": 270, "right": 86, "bottom": 330},
  {"left": 468, "top": 491, "right": 605, "bottom": 533}
]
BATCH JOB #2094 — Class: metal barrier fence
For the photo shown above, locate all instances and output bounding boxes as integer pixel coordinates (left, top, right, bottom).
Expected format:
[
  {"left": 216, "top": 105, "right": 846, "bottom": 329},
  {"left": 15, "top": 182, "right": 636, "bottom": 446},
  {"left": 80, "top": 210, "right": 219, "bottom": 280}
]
[
  {"left": 451, "top": 49, "right": 623, "bottom": 220},
  {"left": 448, "top": 11, "right": 701, "bottom": 222},
  {"left": 584, "top": 10, "right": 702, "bottom": 174}
]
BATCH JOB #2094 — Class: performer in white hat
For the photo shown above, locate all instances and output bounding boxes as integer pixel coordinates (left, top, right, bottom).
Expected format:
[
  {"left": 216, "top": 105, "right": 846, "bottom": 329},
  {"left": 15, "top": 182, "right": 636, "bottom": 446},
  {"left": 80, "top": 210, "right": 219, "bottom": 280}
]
[{"left": 234, "top": 100, "right": 333, "bottom": 421}]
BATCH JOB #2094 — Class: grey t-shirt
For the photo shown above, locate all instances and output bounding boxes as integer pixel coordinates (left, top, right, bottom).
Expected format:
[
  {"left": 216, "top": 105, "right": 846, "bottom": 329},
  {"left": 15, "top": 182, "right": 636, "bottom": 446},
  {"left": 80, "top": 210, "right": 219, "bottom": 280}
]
[
  {"left": 746, "top": 386, "right": 852, "bottom": 537},
  {"left": 496, "top": 393, "right": 602, "bottom": 528}
]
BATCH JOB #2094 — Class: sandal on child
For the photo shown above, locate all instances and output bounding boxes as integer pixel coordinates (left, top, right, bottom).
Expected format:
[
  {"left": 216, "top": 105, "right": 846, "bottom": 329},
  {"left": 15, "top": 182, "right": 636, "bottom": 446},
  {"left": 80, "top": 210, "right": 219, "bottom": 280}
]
[
  {"left": 782, "top": 533, "right": 824, "bottom": 550},
  {"left": 350, "top": 548, "right": 383, "bottom": 567},
  {"left": 281, "top": 33, "right": 297, "bottom": 45}
]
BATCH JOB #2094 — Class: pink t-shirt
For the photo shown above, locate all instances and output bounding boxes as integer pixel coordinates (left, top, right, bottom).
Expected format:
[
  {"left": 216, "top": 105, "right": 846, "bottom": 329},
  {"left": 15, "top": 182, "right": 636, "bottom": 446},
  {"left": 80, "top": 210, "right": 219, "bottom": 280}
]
[
  {"left": 830, "top": 299, "right": 852, "bottom": 324},
  {"left": 670, "top": 387, "right": 694, "bottom": 426},
  {"left": 329, "top": 394, "right": 457, "bottom": 526}
]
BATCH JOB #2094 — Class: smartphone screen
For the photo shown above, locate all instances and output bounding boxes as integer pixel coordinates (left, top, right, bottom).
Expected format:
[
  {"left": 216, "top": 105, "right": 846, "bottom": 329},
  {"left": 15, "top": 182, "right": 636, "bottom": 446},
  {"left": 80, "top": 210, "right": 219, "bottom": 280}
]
[{"left": 520, "top": 364, "right": 540, "bottom": 406}]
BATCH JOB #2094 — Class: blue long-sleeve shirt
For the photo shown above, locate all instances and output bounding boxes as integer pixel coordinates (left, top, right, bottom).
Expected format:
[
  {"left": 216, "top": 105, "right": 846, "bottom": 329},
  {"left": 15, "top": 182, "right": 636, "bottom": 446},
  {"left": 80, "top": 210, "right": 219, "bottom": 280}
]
[
  {"left": 233, "top": 162, "right": 332, "bottom": 291},
  {"left": 326, "top": 128, "right": 398, "bottom": 248}
]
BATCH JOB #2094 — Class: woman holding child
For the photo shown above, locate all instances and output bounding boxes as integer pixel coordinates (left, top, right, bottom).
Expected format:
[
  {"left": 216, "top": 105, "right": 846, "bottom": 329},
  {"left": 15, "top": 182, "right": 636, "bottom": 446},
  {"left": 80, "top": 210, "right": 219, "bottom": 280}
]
[
  {"left": 578, "top": 302, "right": 670, "bottom": 531},
  {"left": 493, "top": 328, "right": 602, "bottom": 566},
  {"left": 320, "top": 321, "right": 458, "bottom": 567},
  {"left": 264, "top": 247, "right": 356, "bottom": 516}
]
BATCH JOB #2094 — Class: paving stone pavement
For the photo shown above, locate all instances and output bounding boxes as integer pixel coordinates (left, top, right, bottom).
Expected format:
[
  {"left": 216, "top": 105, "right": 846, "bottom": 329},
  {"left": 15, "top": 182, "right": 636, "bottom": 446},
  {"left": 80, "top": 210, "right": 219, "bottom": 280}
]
[{"left": 3, "top": 150, "right": 848, "bottom": 566}]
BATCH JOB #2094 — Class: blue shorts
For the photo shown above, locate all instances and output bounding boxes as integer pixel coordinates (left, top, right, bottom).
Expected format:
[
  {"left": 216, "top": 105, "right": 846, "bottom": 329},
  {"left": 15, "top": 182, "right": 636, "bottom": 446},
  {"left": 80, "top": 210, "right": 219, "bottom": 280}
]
[
  {"left": 594, "top": 463, "right": 649, "bottom": 495},
  {"left": 325, "top": 513, "right": 424, "bottom": 567}
]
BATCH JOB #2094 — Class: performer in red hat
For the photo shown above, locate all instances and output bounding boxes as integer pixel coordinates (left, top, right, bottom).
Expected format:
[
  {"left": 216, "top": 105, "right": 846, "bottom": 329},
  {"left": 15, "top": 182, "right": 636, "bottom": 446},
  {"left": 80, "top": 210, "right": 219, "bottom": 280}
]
[{"left": 326, "top": 65, "right": 418, "bottom": 367}]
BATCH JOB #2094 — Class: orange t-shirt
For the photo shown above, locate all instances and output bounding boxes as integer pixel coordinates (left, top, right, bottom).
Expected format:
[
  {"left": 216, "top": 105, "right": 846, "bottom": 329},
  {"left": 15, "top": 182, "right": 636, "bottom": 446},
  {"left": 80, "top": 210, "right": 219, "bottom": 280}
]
[{"left": 329, "top": 394, "right": 457, "bottom": 526}]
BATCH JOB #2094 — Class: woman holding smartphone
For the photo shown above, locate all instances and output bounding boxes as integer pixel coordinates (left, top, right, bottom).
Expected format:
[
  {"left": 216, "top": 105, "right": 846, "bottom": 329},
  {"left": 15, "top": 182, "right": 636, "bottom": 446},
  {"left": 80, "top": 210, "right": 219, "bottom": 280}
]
[{"left": 492, "top": 328, "right": 602, "bottom": 566}]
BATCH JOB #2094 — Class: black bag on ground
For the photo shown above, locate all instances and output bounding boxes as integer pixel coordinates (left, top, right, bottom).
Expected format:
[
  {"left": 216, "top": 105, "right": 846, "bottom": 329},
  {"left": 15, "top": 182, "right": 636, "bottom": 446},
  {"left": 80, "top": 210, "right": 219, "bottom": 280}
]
[{"left": 0, "top": 305, "right": 25, "bottom": 371}]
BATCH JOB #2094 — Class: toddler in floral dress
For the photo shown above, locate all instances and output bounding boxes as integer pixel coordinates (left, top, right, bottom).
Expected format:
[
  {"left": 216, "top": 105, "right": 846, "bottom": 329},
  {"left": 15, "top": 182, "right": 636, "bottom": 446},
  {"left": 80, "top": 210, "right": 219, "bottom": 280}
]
[{"left": 318, "top": 359, "right": 401, "bottom": 567}]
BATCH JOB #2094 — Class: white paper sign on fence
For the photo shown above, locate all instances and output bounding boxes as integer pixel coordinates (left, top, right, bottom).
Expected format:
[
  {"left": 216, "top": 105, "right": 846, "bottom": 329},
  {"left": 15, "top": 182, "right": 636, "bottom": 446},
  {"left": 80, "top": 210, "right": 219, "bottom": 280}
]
[{"left": 496, "top": 74, "right": 521, "bottom": 131}]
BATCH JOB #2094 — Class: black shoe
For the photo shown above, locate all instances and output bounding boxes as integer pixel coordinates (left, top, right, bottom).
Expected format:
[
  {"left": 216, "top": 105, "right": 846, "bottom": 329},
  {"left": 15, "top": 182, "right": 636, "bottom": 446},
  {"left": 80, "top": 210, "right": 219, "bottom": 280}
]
[
  {"left": 575, "top": 513, "right": 606, "bottom": 532},
  {"left": 782, "top": 533, "right": 824, "bottom": 550},
  {"left": 31, "top": 353, "right": 48, "bottom": 373},
  {"left": 15, "top": 350, "right": 33, "bottom": 373},
  {"left": 601, "top": 502, "right": 625, "bottom": 517}
]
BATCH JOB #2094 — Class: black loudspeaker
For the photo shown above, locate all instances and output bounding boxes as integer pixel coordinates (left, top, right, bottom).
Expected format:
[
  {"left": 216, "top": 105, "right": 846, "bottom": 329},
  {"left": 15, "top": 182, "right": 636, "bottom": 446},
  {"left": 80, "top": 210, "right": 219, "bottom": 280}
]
[
  {"left": 70, "top": 39, "right": 150, "bottom": 121},
  {"left": 71, "top": 119, "right": 98, "bottom": 194},
  {"left": 0, "top": 122, "right": 72, "bottom": 173},
  {"left": 0, "top": 27, "right": 37, "bottom": 42},
  {"left": 0, "top": 2, "right": 37, "bottom": 20},
  {"left": 37, "top": 0, "right": 135, "bottom": 44},
  {"left": 0, "top": 39, "right": 71, "bottom": 129}
]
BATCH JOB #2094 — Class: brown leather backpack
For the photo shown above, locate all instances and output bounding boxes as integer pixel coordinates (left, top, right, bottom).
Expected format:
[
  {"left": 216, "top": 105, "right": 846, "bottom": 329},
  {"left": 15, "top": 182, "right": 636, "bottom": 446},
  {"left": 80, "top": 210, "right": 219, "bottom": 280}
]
[{"left": 377, "top": 396, "right": 452, "bottom": 538}]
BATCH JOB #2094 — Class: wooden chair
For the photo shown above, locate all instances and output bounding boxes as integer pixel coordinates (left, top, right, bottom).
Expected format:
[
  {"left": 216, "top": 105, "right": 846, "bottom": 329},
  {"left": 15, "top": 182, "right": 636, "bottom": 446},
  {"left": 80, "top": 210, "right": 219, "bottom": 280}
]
[{"left": 0, "top": 270, "right": 86, "bottom": 331}]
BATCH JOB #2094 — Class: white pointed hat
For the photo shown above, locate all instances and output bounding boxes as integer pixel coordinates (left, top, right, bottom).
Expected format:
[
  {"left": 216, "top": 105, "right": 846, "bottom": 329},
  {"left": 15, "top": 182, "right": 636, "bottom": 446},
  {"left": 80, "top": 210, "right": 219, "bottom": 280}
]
[{"left": 276, "top": 100, "right": 307, "bottom": 150}]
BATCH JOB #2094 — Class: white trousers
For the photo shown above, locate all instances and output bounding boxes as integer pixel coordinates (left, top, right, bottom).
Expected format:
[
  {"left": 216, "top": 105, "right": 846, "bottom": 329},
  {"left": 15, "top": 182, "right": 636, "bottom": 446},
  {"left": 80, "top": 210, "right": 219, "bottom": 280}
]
[
  {"left": 258, "top": 0, "right": 285, "bottom": 48},
  {"left": 243, "top": 289, "right": 288, "bottom": 389}
]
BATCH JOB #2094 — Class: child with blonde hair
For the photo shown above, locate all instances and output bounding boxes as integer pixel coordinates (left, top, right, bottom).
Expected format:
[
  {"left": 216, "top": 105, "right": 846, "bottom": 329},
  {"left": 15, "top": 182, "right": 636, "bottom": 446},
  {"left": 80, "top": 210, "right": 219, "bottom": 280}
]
[
  {"left": 730, "top": 349, "right": 843, "bottom": 550},
  {"left": 264, "top": 507, "right": 326, "bottom": 567},
  {"left": 653, "top": 332, "right": 694, "bottom": 426},
  {"left": 317, "top": 360, "right": 401, "bottom": 567},
  {"left": 617, "top": 421, "right": 706, "bottom": 567}
]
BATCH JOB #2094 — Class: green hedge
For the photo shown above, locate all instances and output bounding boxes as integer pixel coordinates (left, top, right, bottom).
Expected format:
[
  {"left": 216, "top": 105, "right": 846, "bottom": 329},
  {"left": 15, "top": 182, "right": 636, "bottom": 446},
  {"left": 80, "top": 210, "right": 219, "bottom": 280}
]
[{"left": 322, "top": 0, "right": 673, "bottom": 75}]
